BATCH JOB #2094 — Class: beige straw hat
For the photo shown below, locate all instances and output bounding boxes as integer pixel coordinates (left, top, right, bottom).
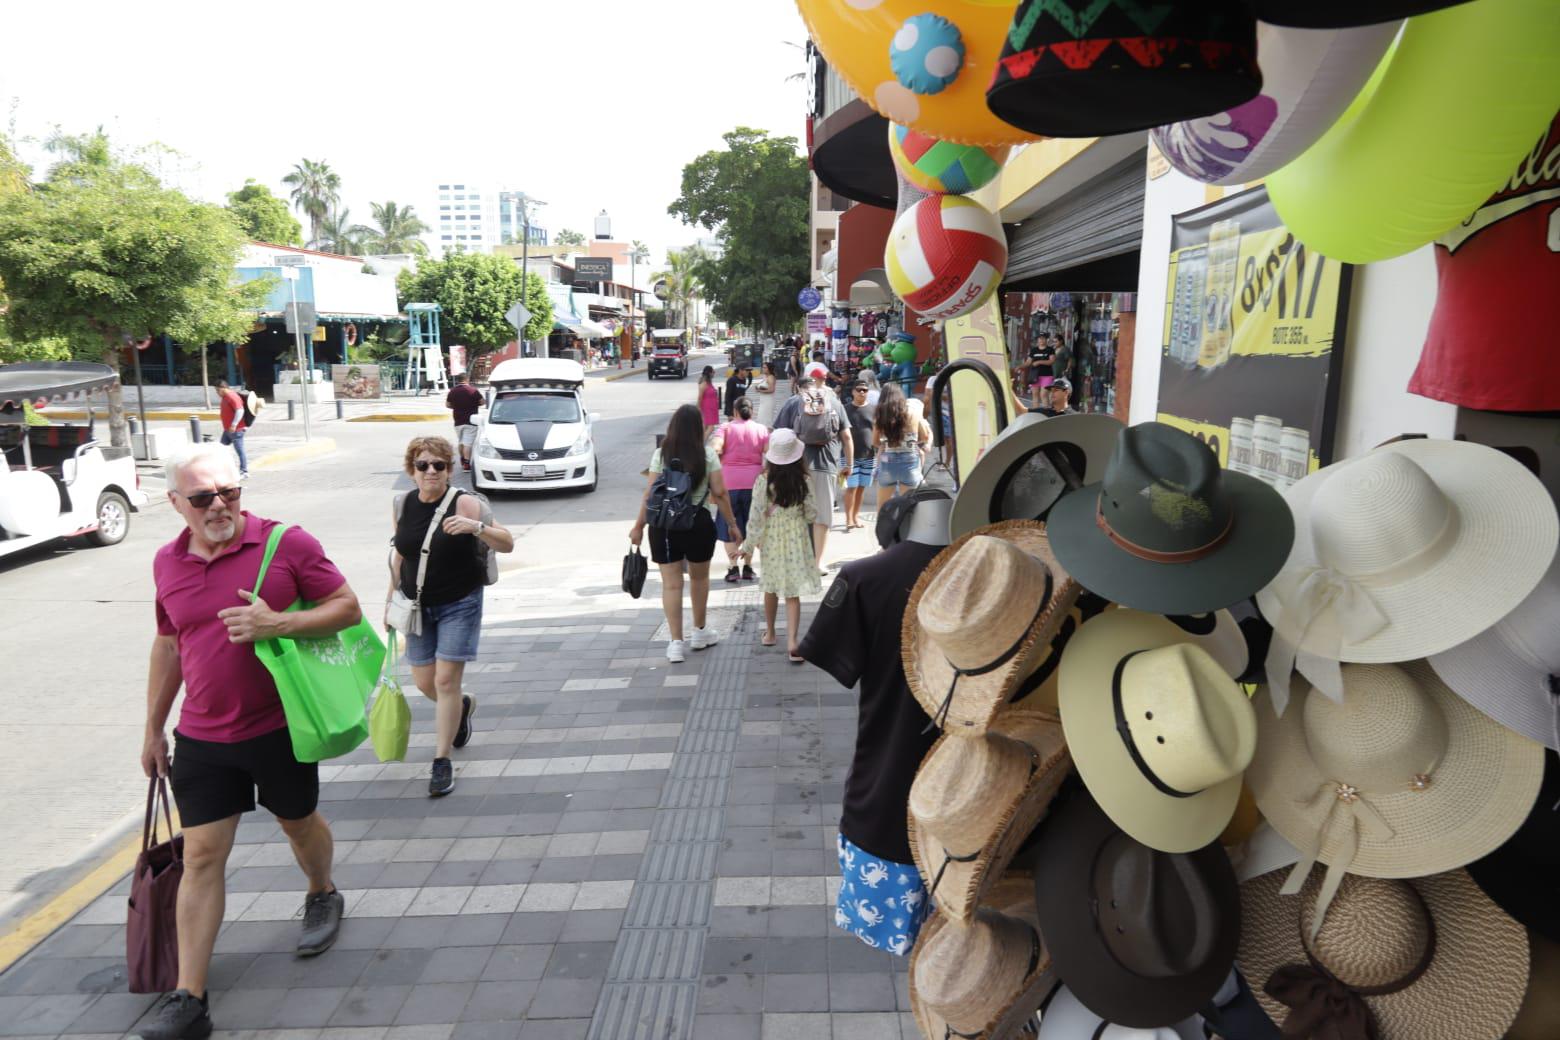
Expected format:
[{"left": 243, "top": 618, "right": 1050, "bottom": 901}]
[
  {"left": 907, "top": 710, "right": 1070, "bottom": 921},
  {"left": 1237, "top": 867, "right": 1529, "bottom": 1040},
  {"left": 909, "top": 872, "right": 1058, "bottom": 1040},
  {"left": 1058, "top": 609, "right": 1258, "bottom": 853},
  {"left": 904, "top": 520, "right": 1081, "bottom": 734},
  {"left": 1255, "top": 439, "right": 1558, "bottom": 715},
  {"left": 1248, "top": 660, "right": 1543, "bottom": 934}
]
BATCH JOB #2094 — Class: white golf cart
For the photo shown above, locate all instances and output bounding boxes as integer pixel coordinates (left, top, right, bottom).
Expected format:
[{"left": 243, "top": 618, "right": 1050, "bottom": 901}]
[{"left": 0, "top": 362, "right": 151, "bottom": 559}]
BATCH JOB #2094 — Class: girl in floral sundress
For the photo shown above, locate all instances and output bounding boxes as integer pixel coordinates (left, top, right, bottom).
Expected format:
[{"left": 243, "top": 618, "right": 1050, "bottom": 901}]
[{"left": 741, "top": 429, "right": 821, "bottom": 662}]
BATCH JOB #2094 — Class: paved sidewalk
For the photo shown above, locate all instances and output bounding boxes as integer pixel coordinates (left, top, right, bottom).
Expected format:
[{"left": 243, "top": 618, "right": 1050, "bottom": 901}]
[{"left": 0, "top": 563, "right": 914, "bottom": 1039}]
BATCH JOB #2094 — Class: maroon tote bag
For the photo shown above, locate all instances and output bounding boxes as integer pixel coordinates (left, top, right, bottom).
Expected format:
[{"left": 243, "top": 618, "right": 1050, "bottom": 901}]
[{"left": 126, "top": 776, "right": 183, "bottom": 994}]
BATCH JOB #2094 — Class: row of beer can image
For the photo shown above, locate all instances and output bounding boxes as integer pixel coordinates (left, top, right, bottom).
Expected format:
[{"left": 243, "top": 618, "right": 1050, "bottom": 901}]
[{"left": 1228, "top": 415, "right": 1310, "bottom": 491}]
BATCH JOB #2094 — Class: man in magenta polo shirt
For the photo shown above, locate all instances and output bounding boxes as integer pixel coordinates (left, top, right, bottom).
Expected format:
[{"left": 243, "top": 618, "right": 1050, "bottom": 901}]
[{"left": 138, "top": 443, "right": 363, "bottom": 1040}]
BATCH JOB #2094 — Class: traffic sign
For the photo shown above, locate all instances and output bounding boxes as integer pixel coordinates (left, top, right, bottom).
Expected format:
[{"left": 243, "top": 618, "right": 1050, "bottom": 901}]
[
  {"left": 506, "top": 302, "right": 532, "bottom": 332},
  {"left": 272, "top": 254, "right": 307, "bottom": 267},
  {"left": 284, "top": 302, "right": 318, "bottom": 335},
  {"left": 797, "top": 286, "right": 822, "bottom": 311},
  {"left": 653, "top": 280, "right": 670, "bottom": 302}
]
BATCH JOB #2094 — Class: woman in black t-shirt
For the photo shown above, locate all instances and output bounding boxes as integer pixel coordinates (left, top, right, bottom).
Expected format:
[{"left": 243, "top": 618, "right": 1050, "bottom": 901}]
[{"left": 388, "top": 436, "right": 514, "bottom": 797}]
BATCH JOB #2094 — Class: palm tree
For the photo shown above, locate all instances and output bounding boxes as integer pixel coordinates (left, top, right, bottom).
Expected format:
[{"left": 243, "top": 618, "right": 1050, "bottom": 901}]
[
  {"left": 362, "top": 201, "right": 430, "bottom": 255},
  {"left": 282, "top": 159, "right": 340, "bottom": 246},
  {"left": 555, "top": 228, "right": 586, "bottom": 250},
  {"left": 653, "top": 248, "right": 703, "bottom": 328},
  {"left": 312, "top": 207, "right": 366, "bottom": 256}
]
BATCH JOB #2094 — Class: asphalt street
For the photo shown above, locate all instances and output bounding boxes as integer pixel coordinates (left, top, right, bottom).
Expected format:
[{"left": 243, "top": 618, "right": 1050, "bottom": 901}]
[{"left": 0, "top": 354, "right": 724, "bottom": 927}]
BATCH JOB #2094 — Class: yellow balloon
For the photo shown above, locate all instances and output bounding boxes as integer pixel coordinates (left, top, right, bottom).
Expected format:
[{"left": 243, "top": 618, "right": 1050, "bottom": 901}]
[{"left": 798, "top": 0, "right": 1042, "bottom": 147}]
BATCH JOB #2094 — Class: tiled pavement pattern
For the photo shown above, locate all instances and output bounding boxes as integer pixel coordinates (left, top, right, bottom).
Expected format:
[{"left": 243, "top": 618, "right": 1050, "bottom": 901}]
[{"left": 0, "top": 577, "right": 918, "bottom": 1040}]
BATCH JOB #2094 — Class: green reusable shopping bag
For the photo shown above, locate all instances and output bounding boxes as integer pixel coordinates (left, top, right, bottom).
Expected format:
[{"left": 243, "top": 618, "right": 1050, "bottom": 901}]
[
  {"left": 251, "top": 523, "right": 384, "bottom": 763},
  {"left": 369, "top": 631, "right": 412, "bottom": 762}
]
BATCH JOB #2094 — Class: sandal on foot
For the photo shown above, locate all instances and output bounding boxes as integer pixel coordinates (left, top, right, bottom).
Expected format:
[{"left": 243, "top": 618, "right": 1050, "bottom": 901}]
[{"left": 761, "top": 634, "right": 778, "bottom": 647}]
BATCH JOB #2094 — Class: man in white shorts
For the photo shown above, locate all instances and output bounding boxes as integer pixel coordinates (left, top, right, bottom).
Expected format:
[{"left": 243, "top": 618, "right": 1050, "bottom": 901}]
[{"left": 445, "top": 373, "right": 484, "bottom": 471}]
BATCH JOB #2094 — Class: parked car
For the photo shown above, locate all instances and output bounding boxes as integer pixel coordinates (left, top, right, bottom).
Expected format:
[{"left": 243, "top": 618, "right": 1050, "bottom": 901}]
[
  {"left": 0, "top": 362, "right": 151, "bottom": 561},
  {"left": 473, "top": 358, "right": 598, "bottom": 494}
]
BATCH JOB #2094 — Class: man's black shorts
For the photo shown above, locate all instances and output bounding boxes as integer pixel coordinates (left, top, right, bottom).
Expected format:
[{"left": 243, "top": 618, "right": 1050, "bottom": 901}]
[
  {"left": 648, "top": 510, "right": 718, "bottom": 565},
  {"left": 171, "top": 726, "right": 319, "bottom": 828}
]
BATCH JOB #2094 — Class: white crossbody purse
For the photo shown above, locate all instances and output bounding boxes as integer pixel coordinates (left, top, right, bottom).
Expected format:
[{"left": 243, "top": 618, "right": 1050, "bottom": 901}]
[{"left": 386, "top": 487, "right": 457, "bottom": 636}]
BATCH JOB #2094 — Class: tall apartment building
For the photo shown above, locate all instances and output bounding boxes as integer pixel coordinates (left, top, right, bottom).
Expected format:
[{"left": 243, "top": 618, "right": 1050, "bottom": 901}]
[{"left": 432, "top": 184, "right": 548, "bottom": 255}]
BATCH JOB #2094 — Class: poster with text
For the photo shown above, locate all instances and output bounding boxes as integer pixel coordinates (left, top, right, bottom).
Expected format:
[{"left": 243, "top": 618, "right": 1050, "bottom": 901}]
[
  {"left": 331, "top": 364, "right": 383, "bottom": 400},
  {"left": 1157, "top": 186, "right": 1352, "bottom": 489}
]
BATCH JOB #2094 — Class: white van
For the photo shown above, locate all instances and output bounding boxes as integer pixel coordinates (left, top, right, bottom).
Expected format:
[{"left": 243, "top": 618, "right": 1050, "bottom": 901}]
[{"left": 473, "top": 358, "right": 598, "bottom": 493}]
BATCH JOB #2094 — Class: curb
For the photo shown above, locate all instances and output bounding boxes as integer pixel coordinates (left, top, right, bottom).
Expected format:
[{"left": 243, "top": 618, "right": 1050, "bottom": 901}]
[
  {"left": 44, "top": 409, "right": 221, "bottom": 422},
  {"left": 601, "top": 368, "right": 645, "bottom": 383},
  {"left": 345, "top": 414, "right": 448, "bottom": 423},
  {"left": 252, "top": 437, "right": 337, "bottom": 469}
]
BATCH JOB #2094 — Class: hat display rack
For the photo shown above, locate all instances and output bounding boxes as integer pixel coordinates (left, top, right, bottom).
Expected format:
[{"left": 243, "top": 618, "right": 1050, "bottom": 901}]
[{"left": 798, "top": 2, "right": 1560, "bottom": 1036}]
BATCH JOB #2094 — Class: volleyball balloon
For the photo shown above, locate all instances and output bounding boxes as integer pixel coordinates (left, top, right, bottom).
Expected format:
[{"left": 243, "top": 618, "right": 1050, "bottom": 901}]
[
  {"left": 888, "top": 123, "right": 1010, "bottom": 195},
  {"left": 885, "top": 194, "right": 1007, "bottom": 321}
]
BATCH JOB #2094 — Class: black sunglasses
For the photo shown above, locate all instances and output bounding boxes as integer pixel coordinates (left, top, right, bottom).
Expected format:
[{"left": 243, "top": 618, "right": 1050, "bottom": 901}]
[
  {"left": 415, "top": 460, "right": 449, "bottom": 473},
  {"left": 180, "top": 486, "right": 242, "bottom": 509}
]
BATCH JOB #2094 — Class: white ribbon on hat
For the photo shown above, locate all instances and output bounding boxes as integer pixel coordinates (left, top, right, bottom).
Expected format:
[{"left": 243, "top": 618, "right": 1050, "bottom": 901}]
[
  {"left": 1281, "top": 781, "right": 1396, "bottom": 942},
  {"left": 1263, "top": 565, "right": 1389, "bottom": 716}
]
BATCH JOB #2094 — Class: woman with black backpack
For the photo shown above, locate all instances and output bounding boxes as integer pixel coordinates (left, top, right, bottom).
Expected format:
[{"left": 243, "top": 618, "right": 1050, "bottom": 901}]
[{"left": 629, "top": 404, "right": 742, "bottom": 663}]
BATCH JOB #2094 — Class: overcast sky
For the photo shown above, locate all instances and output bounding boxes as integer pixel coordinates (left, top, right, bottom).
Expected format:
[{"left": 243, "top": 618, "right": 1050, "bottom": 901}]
[{"left": 1, "top": 0, "right": 811, "bottom": 267}]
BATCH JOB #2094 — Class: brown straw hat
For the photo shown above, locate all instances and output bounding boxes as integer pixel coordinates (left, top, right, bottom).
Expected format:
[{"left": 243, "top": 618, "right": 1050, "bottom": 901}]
[
  {"left": 1237, "top": 867, "right": 1529, "bottom": 1040},
  {"left": 1248, "top": 661, "right": 1544, "bottom": 933},
  {"left": 904, "top": 520, "right": 1081, "bottom": 734},
  {"left": 909, "top": 872, "right": 1058, "bottom": 1040},
  {"left": 908, "top": 710, "right": 1070, "bottom": 921}
]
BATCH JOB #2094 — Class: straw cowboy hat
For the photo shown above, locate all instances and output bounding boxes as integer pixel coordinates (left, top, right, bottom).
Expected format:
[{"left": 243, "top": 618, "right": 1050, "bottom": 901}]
[
  {"left": 949, "top": 412, "right": 1125, "bottom": 540},
  {"left": 907, "top": 709, "right": 1070, "bottom": 922},
  {"left": 904, "top": 521, "right": 1081, "bottom": 734},
  {"left": 1032, "top": 792, "right": 1241, "bottom": 1029},
  {"left": 1429, "top": 548, "right": 1560, "bottom": 750},
  {"left": 1255, "top": 438, "right": 1557, "bottom": 716},
  {"left": 910, "top": 872, "right": 1058, "bottom": 1040},
  {"left": 1059, "top": 609, "right": 1258, "bottom": 853},
  {"left": 1047, "top": 422, "right": 1293, "bottom": 616},
  {"left": 1248, "top": 661, "right": 1544, "bottom": 939},
  {"left": 1466, "top": 746, "right": 1560, "bottom": 944},
  {"left": 1036, "top": 985, "right": 1204, "bottom": 1040},
  {"left": 1237, "top": 867, "right": 1529, "bottom": 1040}
]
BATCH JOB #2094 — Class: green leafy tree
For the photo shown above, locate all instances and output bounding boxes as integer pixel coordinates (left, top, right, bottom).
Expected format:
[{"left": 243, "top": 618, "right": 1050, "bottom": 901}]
[
  {"left": 554, "top": 228, "right": 586, "bottom": 249},
  {"left": 396, "top": 252, "right": 553, "bottom": 353},
  {"left": 668, "top": 127, "right": 809, "bottom": 332},
  {"left": 362, "top": 201, "right": 430, "bottom": 255},
  {"left": 226, "top": 179, "right": 303, "bottom": 245},
  {"left": 282, "top": 158, "right": 340, "bottom": 246},
  {"left": 0, "top": 149, "right": 271, "bottom": 445}
]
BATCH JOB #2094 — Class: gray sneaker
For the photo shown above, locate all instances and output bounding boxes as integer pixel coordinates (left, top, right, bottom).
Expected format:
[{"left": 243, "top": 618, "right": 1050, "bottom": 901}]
[
  {"left": 297, "top": 888, "right": 344, "bottom": 957},
  {"left": 136, "top": 990, "right": 211, "bottom": 1040}
]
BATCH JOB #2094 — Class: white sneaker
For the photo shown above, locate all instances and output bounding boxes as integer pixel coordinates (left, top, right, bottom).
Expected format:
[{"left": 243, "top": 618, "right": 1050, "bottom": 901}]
[
  {"left": 689, "top": 627, "right": 720, "bottom": 651},
  {"left": 666, "top": 639, "right": 686, "bottom": 663}
]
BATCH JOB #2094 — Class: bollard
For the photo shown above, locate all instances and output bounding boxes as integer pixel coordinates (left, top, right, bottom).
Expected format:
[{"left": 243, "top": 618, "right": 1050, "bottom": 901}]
[
  {"left": 287, "top": 400, "right": 296, "bottom": 421},
  {"left": 335, "top": 399, "right": 344, "bottom": 420},
  {"left": 188, "top": 416, "right": 201, "bottom": 443}
]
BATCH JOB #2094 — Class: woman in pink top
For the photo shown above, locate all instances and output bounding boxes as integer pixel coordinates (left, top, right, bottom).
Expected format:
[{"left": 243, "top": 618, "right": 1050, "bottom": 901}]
[
  {"left": 711, "top": 395, "right": 770, "bottom": 583},
  {"left": 697, "top": 365, "right": 721, "bottom": 431}
]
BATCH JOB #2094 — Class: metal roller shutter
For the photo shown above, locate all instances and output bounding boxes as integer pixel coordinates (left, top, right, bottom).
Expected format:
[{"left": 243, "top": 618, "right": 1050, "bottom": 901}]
[{"left": 1005, "top": 151, "right": 1147, "bottom": 282}]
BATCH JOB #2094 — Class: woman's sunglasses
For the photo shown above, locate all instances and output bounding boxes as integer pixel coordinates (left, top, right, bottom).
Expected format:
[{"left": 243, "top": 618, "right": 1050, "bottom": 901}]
[
  {"left": 180, "top": 486, "right": 242, "bottom": 509},
  {"left": 415, "top": 460, "right": 449, "bottom": 473}
]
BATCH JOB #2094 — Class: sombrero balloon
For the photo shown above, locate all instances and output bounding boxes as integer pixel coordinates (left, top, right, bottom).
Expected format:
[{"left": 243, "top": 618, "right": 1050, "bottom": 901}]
[
  {"left": 797, "top": 0, "right": 1044, "bottom": 147},
  {"left": 889, "top": 123, "right": 1011, "bottom": 195},
  {"left": 1151, "top": 20, "right": 1400, "bottom": 186}
]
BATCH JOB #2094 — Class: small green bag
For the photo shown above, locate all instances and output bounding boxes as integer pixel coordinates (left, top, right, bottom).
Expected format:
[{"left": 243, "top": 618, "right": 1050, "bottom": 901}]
[
  {"left": 252, "top": 523, "right": 385, "bottom": 763},
  {"left": 369, "top": 631, "right": 412, "bottom": 762}
]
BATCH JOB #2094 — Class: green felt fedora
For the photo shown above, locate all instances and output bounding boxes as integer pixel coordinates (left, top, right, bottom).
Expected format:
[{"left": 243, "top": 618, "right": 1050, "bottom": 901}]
[
  {"left": 949, "top": 412, "right": 1125, "bottom": 540},
  {"left": 1046, "top": 422, "right": 1293, "bottom": 614}
]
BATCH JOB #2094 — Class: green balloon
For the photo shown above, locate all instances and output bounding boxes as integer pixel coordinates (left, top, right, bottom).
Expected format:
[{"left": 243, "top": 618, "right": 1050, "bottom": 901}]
[
  {"left": 890, "top": 340, "right": 917, "bottom": 363},
  {"left": 1266, "top": 0, "right": 1560, "bottom": 264}
]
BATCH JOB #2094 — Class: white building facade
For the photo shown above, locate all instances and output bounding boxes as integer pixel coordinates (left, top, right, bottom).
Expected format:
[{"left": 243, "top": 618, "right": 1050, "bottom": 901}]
[{"left": 431, "top": 183, "right": 549, "bottom": 255}]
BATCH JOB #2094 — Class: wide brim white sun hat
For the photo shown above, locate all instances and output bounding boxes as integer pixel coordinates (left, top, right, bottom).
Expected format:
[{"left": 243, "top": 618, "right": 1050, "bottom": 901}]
[
  {"left": 1429, "top": 547, "right": 1560, "bottom": 750},
  {"left": 1256, "top": 438, "right": 1557, "bottom": 666},
  {"left": 1037, "top": 984, "right": 1202, "bottom": 1040}
]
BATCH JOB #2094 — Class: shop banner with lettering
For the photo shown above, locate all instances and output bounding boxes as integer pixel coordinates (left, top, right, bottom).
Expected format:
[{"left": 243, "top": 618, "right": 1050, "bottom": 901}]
[
  {"left": 942, "top": 298, "right": 1026, "bottom": 484},
  {"left": 1157, "top": 185, "right": 1352, "bottom": 488}
]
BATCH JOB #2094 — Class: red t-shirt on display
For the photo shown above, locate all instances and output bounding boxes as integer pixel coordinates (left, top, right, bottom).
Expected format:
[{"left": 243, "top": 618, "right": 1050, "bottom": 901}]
[
  {"left": 1408, "top": 116, "right": 1560, "bottom": 412},
  {"left": 154, "top": 514, "right": 349, "bottom": 743}
]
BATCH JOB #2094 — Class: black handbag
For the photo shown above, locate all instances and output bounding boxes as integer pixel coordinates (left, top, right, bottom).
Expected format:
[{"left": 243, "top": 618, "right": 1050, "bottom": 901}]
[{"left": 622, "top": 544, "right": 648, "bottom": 599}]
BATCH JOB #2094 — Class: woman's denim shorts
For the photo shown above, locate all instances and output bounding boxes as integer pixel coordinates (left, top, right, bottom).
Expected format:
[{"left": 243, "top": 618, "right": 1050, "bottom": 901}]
[
  {"left": 405, "top": 585, "right": 484, "bottom": 666},
  {"left": 876, "top": 449, "right": 922, "bottom": 489}
]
